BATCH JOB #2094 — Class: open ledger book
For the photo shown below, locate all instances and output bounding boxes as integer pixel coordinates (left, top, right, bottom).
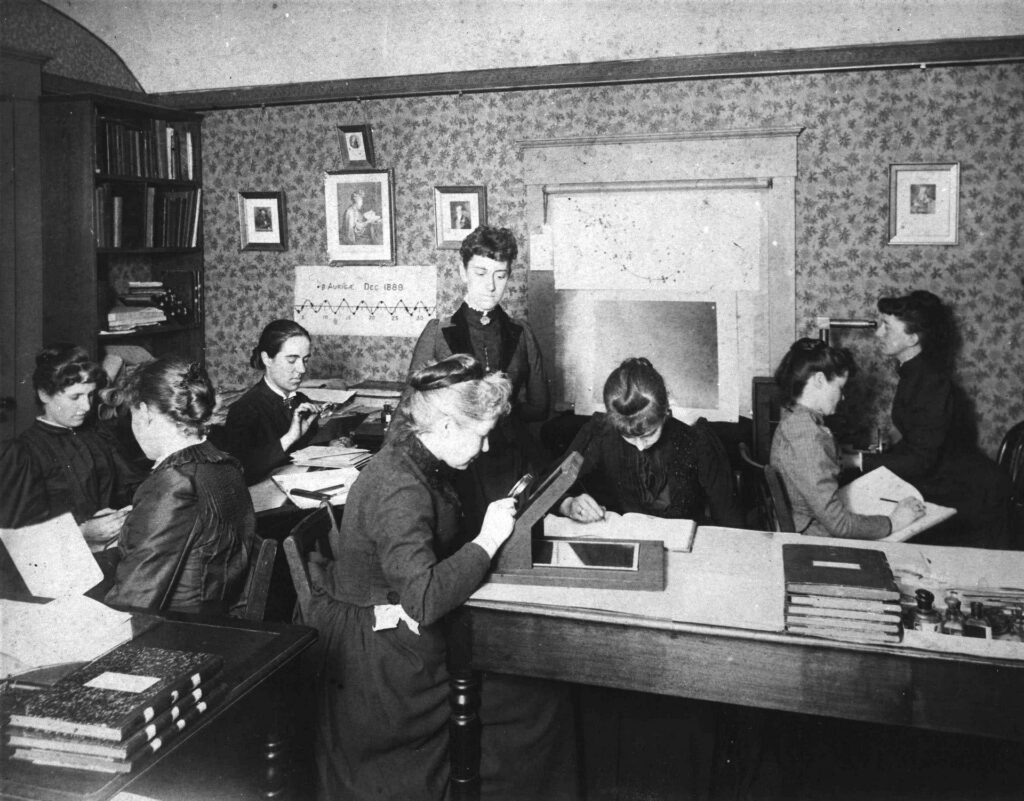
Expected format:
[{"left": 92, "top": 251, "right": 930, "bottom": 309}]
[
  {"left": 837, "top": 466, "right": 956, "bottom": 542},
  {"left": 543, "top": 512, "right": 696, "bottom": 552}
]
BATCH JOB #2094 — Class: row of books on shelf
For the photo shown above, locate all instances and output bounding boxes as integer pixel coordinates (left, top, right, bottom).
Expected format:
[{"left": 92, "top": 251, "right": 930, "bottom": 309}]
[
  {"left": 4, "top": 643, "right": 225, "bottom": 775},
  {"left": 95, "top": 115, "right": 196, "bottom": 181},
  {"left": 94, "top": 185, "right": 201, "bottom": 249}
]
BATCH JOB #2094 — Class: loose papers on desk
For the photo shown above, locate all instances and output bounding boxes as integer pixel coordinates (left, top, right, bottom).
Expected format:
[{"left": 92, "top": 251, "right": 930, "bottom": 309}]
[
  {"left": 289, "top": 444, "right": 371, "bottom": 469},
  {"left": 271, "top": 467, "right": 360, "bottom": 509},
  {"left": 543, "top": 513, "right": 696, "bottom": 552},
  {"left": 0, "top": 513, "right": 102, "bottom": 597},
  {"left": 837, "top": 466, "right": 956, "bottom": 542},
  {"left": 0, "top": 596, "right": 135, "bottom": 680}
]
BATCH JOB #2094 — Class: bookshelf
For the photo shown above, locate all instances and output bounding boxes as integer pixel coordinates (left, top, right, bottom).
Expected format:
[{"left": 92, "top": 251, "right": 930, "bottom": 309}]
[{"left": 40, "top": 95, "right": 205, "bottom": 366}]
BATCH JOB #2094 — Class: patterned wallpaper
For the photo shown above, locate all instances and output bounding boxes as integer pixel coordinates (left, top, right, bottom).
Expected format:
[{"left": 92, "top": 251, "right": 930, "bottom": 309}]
[
  {"left": 201, "top": 63, "right": 1024, "bottom": 457},
  {"left": 2, "top": 0, "right": 141, "bottom": 92}
]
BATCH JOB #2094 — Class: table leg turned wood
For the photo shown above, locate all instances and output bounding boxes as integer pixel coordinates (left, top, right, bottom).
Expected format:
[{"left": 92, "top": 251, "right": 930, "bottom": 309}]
[{"left": 449, "top": 668, "right": 481, "bottom": 801}]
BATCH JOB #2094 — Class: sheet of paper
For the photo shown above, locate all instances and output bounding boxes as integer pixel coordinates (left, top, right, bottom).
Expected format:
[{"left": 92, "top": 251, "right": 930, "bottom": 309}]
[
  {"left": 543, "top": 513, "right": 696, "bottom": 552},
  {"left": 271, "top": 467, "right": 361, "bottom": 509},
  {"left": 298, "top": 387, "right": 357, "bottom": 405},
  {"left": 837, "top": 466, "right": 956, "bottom": 542},
  {"left": 0, "top": 596, "right": 133, "bottom": 678},
  {"left": 0, "top": 513, "right": 102, "bottom": 597}
]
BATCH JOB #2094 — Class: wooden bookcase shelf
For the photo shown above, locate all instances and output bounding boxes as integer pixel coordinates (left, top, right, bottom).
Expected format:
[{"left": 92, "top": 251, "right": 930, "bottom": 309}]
[{"left": 40, "top": 94, "right": 205, "bottom": 365}]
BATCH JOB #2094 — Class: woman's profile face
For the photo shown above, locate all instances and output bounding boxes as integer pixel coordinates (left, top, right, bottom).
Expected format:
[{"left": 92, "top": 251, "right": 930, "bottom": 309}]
[
  {"left": 460, "top": 255, "right": 510, "bottom": 311},
  {"left": 262, "top": 335, "right": 311, "bottom": 395},
  {"left": 38, "top": 381, "right": 95, "bottom": 429},
  {"left": 875, "top": 313, "right": 918, "bottom": 360},
  {"left": 437, "top": 415, "right": 495, "bottom": 470}
]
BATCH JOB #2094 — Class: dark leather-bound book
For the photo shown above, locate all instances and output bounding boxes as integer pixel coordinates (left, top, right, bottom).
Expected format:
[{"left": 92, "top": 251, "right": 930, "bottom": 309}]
[
  {"left": 782, "top": 543, "right": 900, "bottom": 602},
  {"left": 10, "top": 683, "right": 226, "bottom": 774},
  {"left": 7, "top": 645, "right": 222, "bottom": 742},
  {"left": 5, "top": 680, "right": 213, "bottom": 758}
]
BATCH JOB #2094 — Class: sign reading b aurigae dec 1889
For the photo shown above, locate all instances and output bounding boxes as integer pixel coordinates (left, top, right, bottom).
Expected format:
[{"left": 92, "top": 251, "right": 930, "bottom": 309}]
[{"left": 293, "top": 265, "right": 437, "bottom": 337}]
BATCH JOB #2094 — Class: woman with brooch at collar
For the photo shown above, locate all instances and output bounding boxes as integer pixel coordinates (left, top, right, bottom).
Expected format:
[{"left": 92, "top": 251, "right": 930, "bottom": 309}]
[
  {"left": 398, "top": 225, "right": 549, "bottom": 532},
  {"left": 221, "top": 319, "right": 323, "bottom": 485}
]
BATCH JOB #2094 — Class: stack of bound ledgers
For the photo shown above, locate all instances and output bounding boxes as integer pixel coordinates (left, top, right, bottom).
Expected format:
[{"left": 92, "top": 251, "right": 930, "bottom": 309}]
[
  {"left": 782, "top": 543, "right": 903, "bottom": 644},
  {"left": 4, "top": 644, "right": 225, "bottom": 774}
]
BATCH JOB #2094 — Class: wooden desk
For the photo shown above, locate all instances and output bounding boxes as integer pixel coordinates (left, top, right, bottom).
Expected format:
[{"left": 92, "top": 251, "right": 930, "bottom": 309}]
[
  {"left": 452, "top": 529, "right": 1024, "bottom": 798},
  {"left": 1, "top": 614, "right": 317, "bottom": 801}
]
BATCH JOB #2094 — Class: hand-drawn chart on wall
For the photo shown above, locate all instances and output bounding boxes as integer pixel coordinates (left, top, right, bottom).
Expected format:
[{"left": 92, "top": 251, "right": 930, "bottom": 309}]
[
  {"left": 294, "top": 265, "right": 437, "bottom": 337},
  {"left": 548, "top": 186, "right": 764, "bottom": 294}
]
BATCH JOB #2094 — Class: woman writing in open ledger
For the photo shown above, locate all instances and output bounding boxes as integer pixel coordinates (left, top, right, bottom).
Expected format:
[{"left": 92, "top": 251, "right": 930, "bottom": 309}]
[
  {"left": 105, "top": 357, "right": 256, "bottom": 614},
  {"left": 220, "top": 319, "right": 323, "bottom": 485},
  {"left": 302, "top": 355, "right": 571, "bottom": 800},
  {"left": 843, "top": 290, "right": 1013, "bottom": 548},
  {"left": 771, "top": 338, "right": 924, "bottom": 539},
  {"left": 559, "top": 357, "right": 743, "bottom": 527},
  {"left": 0, "top": 344, "right": 143, "bottom": 568}
]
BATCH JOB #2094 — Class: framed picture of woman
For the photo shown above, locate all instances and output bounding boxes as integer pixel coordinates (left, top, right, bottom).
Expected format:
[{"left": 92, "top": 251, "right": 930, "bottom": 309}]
[{"left": 324, "top": 169, "right": 396, "bottom": 264}]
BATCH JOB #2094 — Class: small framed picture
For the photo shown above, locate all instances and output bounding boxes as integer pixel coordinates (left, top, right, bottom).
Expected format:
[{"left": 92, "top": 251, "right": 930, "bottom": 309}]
[
  {"left": 434, "top": 185, "right": 487, "bottom": 249},
  {"left": 337, "top": 124, "right": 375, "bottom": 168},
  {"left": 324, "top": 169, "right": 396, "bottom": 264},
  {"left": 888, "top": 163, "right": 960, "bottom": 245},
  {"left": 238, "top": 191, "right": 288, "bottom": 251}
]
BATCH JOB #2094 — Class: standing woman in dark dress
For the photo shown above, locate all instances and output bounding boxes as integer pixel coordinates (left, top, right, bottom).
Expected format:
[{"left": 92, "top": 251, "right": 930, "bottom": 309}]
[
  {"left": 845, "top": 290, "right": 1013, "bottom": 548},
  {"left": 560, "top": 357, "right": 743, "bottom": 527},
  {"left": 304, "top": 355, "right": 519, "bottom": 800},
  {"left": 0, "top": 344, "right": 141, "bottom": 554},
  {"left": 221, "top": 320, "right": 322, "bottom": 484},
  {"left": 402, "top": 225, "right": 549, "bottom": 532},
  {"left": 106, "top": 357, "right": 255, "bottom": 614}
]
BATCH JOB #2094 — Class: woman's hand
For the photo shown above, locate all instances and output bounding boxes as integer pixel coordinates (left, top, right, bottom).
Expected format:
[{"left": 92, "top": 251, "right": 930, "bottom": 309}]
[
  {"left": 889, "top": 497, "right": 926, "bottom": 532},
  {"left": 473, "top": 497, "right": 517, "bottom": 558},
  {"left": 558, "top": 494, "right": 606, "bottom": 523},
  {"left": 79, "top": 506, "right": 131, "bottom": 552},
  {"left": 280, "top": 402, "right": 320, "bottom": 451}
]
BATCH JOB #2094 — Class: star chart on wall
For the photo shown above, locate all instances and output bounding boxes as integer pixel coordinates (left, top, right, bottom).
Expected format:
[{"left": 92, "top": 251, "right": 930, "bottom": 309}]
[{"left": 294, "top": 265, "right": 437, "bottom": 337}]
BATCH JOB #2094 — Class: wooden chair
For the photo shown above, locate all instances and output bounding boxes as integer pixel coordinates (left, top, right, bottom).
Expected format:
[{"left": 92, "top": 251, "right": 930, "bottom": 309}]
[
  {"left": 997, "top": 420, "right": 1024, "bottom": 544},
  {"left": 738, "top": 442, "right": 796, "bottom": 533},
  {"left": 239, "top": 537, "right": 279, "bottom": 621},
  {"left": 283, "top": 501, "right": 338, "bottom": 619}
]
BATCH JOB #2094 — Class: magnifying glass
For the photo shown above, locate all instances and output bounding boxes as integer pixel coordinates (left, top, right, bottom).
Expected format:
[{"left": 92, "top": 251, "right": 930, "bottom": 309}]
[{"left": 507, "top": 473, "right": 534, "bottom": 505}]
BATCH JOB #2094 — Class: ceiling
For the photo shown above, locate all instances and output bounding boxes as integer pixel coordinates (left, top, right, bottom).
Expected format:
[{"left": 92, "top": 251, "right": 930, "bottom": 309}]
[{"left": 41, "top": 0, "right": 1024, "bottom": 96}]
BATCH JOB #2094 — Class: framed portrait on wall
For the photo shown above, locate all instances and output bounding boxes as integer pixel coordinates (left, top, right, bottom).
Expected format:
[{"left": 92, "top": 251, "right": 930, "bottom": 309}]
[
  {"left": 324, "top": 169, "right": 396, "bottom": 264},
  {"left": 433, "top": 185, "right": 487, "bottom": 249},
  {"left": 888, "top": 163, "right": 959, "bottom": 245},
  {"left": 336, "top": 124, "right": 375, "bottom": 169},
  {"left": 238, "top": 191, "right": 288, "bottom": 251}
]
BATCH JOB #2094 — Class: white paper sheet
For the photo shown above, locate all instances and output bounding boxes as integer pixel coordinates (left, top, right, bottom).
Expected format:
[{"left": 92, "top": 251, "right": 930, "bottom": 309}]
[{"left": 0, "top": 513, "right": 102, "bottom": 597}]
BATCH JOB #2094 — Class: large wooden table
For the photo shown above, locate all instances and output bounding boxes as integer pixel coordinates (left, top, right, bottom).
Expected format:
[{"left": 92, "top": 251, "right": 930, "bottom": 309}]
[
  {"left": 1, "top": 613, "right": 317, "bottom": 801},
  {"left": 451, "top": 529, "right": 1024, "bottom": 798}
]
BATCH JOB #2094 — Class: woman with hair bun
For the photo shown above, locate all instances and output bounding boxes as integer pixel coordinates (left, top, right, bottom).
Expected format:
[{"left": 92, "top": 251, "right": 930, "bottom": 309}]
[
  {"left": 0, "top": 343, "right": 142, "bottom": 550},
  {"left": 771, "top": 338, "right": 924, "bottom": 539},
  {"left": 559, "top": 357, "right": 741, "bottom": 526},
  {"left": 843, "top": 289, "right": 1014, "bottom": 548},
  {"left": 306, "top": 353, "right": 526, "bottom": 800},
  {"left": 221, "top": 319, "right": 323, "bottom": 484},
  {"left": 105, "top": 357, "right": 255, "bottom": 613}
]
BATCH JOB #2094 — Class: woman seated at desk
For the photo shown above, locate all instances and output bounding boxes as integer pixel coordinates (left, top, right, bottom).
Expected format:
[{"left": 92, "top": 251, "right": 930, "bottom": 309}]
[
  {"left": 558, "top": 357, "right": 743, "bottom": 527},
  {"left": 304, "top": 354, "right": 528, "bottom": 800},
  {"left": 770, "top": 338, "right": 924, "bottom": 539},
  {"left": 844, "top": 290, "right": 1013, "bottom": 548},
  {"left": 221, "top": 319, "right": 323, "bottom": 485},
  {"left": 0, "top": 343, "right": 143, "bottom": 557},
  {"left": 106, "top": 357, "right": 256, "bottom": 614}
]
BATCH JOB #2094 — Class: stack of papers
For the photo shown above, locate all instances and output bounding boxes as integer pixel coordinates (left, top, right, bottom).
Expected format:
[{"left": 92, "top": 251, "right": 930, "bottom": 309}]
[{"left": 290, "top": 445, "right": 371, "bottom": 470}]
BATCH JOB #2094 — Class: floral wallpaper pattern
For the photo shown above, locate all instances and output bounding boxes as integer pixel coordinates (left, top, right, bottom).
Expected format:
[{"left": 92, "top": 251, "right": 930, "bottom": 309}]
[{"left": 202, "top": 63, "right": 1024, "bottom": 457}]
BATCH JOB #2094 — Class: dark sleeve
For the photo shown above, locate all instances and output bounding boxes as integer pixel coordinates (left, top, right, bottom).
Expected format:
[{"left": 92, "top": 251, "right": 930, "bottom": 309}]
[
  {"left": 106, "top": 468, "right": 198, "bottom": 610},
  {"left": 863, "top": 370, "right": 952, "bottom": 482},
  {"left": 693, "top": 421, "right": 745, "bottom": 528},
  {"left": 0, "top": 439, "right": 49, "bottom": 528},
  {"left": 374, "top": 478, "right": 491, "bottom": 627},
  {"left": 96, "top": 422, "right": 148, "bottom": 507},
  {"left": 554, "top": 417, "right": 603, "bottom": 509},
  {"left": 222, "top": 394, "right": 288, "bottom": 484},
  {"left": 514, "top": 321, "right": 550, "bottom": 423}
]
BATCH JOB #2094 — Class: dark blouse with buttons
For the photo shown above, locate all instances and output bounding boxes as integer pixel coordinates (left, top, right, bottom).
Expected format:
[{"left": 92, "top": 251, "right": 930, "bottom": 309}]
[
  {"left": 564, "top": 413, "right": 743, "bottom": 526},
  {"left": 0, "top": 418, "right": 142, "bottom": 528},
  {"left": 220, "top": 379, "right": 319, "bottom": 485}
]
